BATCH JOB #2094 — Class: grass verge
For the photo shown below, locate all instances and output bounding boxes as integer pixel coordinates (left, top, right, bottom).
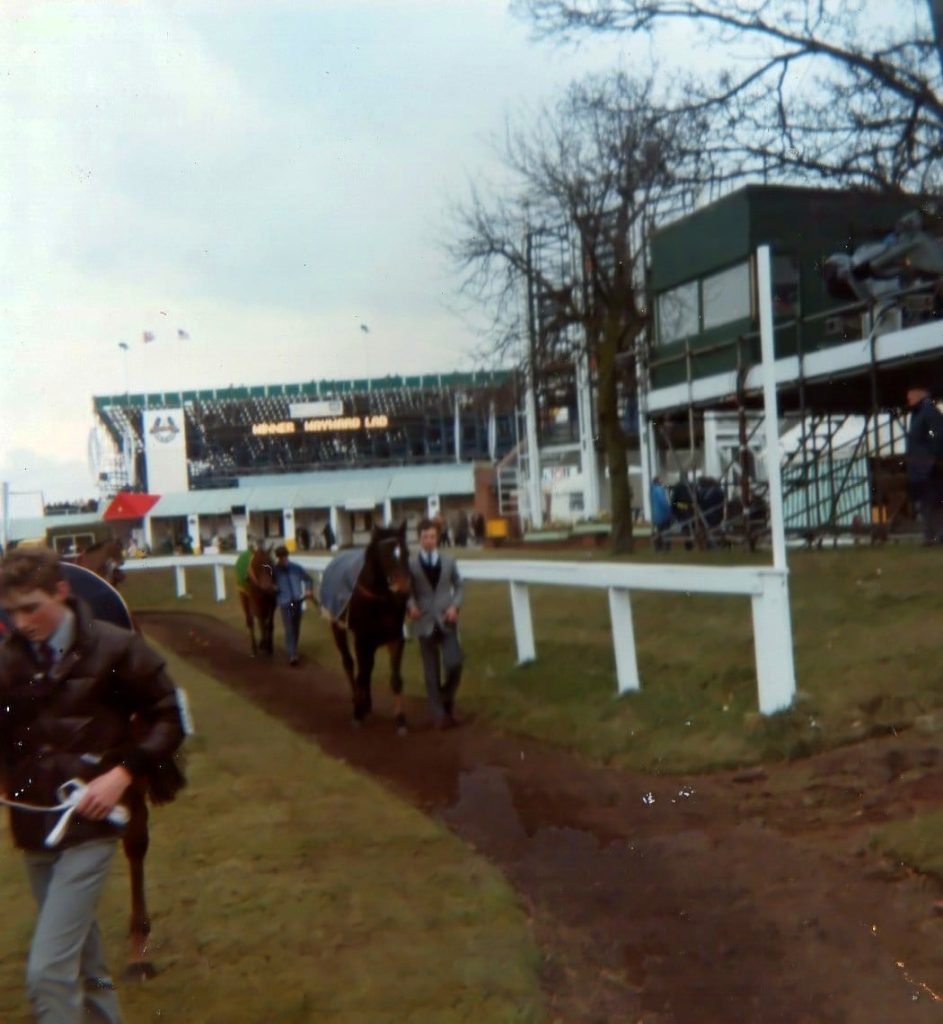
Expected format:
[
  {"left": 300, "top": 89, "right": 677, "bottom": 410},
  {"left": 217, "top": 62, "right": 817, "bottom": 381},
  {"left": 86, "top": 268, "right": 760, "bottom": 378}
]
[{"left": 870, "top": 812, "right": 943, "bottom": 887}]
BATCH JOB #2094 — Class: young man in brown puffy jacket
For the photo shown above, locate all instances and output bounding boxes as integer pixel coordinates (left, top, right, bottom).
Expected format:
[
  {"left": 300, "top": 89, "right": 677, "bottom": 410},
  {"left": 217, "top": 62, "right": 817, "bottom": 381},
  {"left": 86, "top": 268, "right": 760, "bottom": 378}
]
[{"left": 0, "top": 546, "right": 186, "bottom": 1024}]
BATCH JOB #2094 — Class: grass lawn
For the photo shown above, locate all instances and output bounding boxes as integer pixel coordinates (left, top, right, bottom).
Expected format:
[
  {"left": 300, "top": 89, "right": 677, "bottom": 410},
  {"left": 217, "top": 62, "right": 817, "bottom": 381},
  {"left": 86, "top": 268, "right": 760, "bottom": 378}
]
[
  {"left": 0, "top": 646, "right": 542, "bottom": 1024},
  {"left": 121, "top": 543, "right": 943, "bottom": 775}
]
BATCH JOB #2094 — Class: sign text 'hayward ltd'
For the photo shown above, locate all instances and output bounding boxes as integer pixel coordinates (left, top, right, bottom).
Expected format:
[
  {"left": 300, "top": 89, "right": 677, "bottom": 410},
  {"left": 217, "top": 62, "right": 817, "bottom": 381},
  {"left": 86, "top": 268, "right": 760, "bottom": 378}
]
[{"left": 251, "top": 415, "right": 390, "bottom": 437}]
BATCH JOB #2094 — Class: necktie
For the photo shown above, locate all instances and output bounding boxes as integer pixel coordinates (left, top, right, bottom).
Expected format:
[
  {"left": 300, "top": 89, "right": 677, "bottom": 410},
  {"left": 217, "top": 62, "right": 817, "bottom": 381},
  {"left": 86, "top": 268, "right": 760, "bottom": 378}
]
[{"left": 35, "top": 643, "right": 56, "bottom": 674}]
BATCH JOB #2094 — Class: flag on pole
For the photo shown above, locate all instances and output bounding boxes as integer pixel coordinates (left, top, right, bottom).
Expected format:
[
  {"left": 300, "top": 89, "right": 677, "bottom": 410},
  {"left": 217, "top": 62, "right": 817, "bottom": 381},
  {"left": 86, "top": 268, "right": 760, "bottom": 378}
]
[
  {"left": 143, "top": 331, "right": 155, "bottom": 343},
  {"left": 118, "top": 341, "right": 129, "bottom": 351},
  {"left": 177, "top": 328, "right": 190, "bottom": 340},
  {"left": 359, "top": 323, "right": 370, "bottom": 334}
]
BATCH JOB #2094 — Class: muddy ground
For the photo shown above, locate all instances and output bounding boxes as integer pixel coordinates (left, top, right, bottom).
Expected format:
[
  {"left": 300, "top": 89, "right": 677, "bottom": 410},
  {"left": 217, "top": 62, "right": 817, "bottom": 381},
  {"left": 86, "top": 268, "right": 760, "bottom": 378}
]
[{"left": 141, "top": 611, "right": 943, "bottom": 1024}]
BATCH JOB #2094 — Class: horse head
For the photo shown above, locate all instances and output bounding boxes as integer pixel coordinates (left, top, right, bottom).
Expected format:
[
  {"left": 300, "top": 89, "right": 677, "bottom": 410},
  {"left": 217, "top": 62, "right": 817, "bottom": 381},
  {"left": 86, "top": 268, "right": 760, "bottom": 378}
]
[
  {"left": 364, "top": 523, "right": 411, "bottom": 596},
  {"left": 248, "top": 545, "right": 278, "bottom": 595}
]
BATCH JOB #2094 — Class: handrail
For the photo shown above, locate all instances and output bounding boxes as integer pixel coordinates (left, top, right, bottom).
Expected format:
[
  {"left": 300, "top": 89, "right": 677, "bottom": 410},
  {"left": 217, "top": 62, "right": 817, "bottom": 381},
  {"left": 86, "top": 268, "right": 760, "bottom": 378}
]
[{"left": 123, "top": 551, "right": 795, "bottom": 716}]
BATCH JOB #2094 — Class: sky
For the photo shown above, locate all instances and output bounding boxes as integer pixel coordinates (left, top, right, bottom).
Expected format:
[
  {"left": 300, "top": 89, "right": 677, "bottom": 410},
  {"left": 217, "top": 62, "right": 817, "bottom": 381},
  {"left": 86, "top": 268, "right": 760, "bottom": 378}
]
[{"left": 0, "top": 0, "right": 639, "bottom": 506}]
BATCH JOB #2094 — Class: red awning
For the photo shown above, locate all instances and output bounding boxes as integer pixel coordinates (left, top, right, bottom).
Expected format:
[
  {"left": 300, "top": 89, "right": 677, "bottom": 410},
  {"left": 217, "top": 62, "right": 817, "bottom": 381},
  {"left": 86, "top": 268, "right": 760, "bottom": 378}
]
[{"left": 102, "top": 492, "right": 161, "bottom": 521}]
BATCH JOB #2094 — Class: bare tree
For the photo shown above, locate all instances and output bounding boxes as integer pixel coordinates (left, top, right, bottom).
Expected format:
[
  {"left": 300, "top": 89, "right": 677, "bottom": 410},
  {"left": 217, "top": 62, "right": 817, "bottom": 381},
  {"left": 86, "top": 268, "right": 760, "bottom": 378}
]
[
  {"left": 450, "top": 74, "right": 711, "bottom": 552},
  {"left": 514, "top": 0, "right": 943, "bottom": 194}
]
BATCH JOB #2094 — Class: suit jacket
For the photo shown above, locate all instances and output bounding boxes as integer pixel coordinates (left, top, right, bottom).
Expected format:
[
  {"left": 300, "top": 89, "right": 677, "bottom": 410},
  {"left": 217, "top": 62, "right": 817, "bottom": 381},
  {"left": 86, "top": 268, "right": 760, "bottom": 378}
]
[{"left": 408, "top": 552, "right": 464, "bottom": 638}]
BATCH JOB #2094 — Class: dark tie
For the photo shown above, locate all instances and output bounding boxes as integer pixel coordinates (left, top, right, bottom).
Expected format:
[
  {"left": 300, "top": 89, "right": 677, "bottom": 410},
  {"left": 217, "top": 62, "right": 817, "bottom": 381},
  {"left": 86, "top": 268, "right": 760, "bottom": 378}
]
[{"left": 35, "top": 643, "right": 56, "bottom": 674}]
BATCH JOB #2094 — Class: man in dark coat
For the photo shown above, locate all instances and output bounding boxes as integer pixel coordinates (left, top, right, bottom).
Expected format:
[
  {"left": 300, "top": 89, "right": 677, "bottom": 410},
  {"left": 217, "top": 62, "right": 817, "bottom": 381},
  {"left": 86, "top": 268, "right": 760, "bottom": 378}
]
[
  {"left": 905, "top": 386, "right": 943, "bottom": 544},
  {"left": 0, "top": 547, "right": 186, "bottom": 1023}
]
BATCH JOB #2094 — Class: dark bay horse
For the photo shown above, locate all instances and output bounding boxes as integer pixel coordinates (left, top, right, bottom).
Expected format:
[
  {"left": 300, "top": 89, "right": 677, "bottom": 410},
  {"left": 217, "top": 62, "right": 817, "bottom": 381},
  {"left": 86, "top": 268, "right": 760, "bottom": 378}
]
[
  {"left": 320, "top": 524, "right": 411, "bottom": 732},
  {"left": 235, "top": 546, "right": 277, "bottom": 656}
]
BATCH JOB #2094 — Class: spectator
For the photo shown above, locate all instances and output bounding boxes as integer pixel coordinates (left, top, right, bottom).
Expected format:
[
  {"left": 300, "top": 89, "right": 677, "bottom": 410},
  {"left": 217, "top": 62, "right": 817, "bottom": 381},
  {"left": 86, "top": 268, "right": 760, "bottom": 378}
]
[
  {"left": 471, "top": 511, "right": 486, "bottom": 545},
  {"left": 906, "top": 385, "right": 943, "bottom": 544},
  {"left": 454, "top": 509, "right": 470, "bottom": 547},
  {"left": 273, "top": 545, "right": 314, "bottom": 666},
  {"left": 0, "top": 546, "right": 186, "bottom": 1024},
  {"left": 407, "top": 518, "right": 465, "bottom": 729},
  {"left": 650, "top": 477, "right": 672, "bottom": 551}
]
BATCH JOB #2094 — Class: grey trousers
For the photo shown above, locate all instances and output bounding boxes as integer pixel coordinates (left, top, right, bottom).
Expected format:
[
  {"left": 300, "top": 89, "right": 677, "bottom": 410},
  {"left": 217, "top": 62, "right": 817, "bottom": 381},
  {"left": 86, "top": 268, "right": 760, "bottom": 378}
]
[
  {"left": 418, "top": 626, "right": 463, "bottom": 717},
  {"left": 24, "top": 839, "right": 123, "bottom": 1024}
]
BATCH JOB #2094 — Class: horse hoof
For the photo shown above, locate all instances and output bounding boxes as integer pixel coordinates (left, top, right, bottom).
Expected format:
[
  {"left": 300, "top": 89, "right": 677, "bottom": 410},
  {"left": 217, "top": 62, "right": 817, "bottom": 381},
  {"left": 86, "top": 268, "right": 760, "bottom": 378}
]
[{"left": 124, "top": 961, "right": 157, "bottom": 982}]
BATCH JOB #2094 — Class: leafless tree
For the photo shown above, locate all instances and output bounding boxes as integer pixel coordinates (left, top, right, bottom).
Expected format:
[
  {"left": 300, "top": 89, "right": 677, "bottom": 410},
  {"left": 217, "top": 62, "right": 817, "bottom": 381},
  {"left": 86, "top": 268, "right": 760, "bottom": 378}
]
[
  {"left": 514, "top": 0, "right": 943, "bottom": 194},
  {"left": 450, "top": 74, "right": 711, "bottom": 552}
]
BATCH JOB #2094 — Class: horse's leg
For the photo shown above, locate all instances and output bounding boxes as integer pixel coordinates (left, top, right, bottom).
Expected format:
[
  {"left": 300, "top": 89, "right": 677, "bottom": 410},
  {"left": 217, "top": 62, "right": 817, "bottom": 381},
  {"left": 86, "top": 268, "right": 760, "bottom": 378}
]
[
  {"left": 261, "top": 608, "right": 275, "bottom": 655},
  {"left": 353, "top": 634, "right": 376, "bottom": 723},
  {"left": 332, "top": 623, "right": 364, "bottom": 724},
  {"left": 122, "top": 787, "right": 156, "bottom": 980},
  {"left": 239, "top": 592, "right": 258, "bottom": 657},
  {"left": 388, "top": 637, "right": 407, "bottom": 736}
]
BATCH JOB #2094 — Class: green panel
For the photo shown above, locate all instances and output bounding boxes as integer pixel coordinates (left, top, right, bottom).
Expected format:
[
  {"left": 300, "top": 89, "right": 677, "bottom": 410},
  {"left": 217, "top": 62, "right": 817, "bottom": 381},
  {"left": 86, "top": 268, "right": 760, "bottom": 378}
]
[
  {"left": 651, "top": 189, "right": 751, "bottom": 291},
  {"left": 182, "top": 391, "right": 199, "bottom": 401}
]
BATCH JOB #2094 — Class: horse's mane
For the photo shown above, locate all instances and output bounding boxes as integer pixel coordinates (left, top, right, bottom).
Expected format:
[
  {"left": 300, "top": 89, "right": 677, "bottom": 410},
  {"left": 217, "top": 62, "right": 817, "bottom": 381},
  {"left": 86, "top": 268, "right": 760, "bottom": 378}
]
[{"left": 81, "top": 538, "right": 121, "bottom": 556}]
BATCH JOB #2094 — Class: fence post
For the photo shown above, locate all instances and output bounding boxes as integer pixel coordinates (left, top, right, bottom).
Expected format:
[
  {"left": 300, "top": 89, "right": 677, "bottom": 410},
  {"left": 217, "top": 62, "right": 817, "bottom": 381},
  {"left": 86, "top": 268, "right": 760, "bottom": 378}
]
[
  {"left": 508, "top": 581, "right": 536, "bottom": 664},
  {"left": 174, "top": 565, "right": 187, "bottom": 599},
  {"left": 608, "top": 587, "right": 641, "bottom": 694},
  {"left": 750, "top": 571, "right": 796, "bottom": 714},
  {"left": 213, "top": 563, "right": 226, "bottom": 602}
]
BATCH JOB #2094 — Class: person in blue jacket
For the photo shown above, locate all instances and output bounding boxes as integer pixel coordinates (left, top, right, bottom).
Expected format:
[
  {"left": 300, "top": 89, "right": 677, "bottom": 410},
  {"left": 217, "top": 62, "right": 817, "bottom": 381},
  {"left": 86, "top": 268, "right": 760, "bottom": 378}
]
[
  {"left": 650, "top": 477, "right": 673, "bottom": 551},
  {"left": 273, "top": 546, "right": 314, "bottom": 666}
]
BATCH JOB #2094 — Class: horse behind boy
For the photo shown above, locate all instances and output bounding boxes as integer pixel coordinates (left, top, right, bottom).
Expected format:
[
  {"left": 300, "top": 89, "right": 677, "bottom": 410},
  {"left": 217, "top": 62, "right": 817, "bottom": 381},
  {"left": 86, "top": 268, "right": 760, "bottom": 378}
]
[
  {"left": 74, "top": 537, "right": 126, "bottom": 588},
  {"left": 319, "top": 524, "right": 411, "bottom": 732}
]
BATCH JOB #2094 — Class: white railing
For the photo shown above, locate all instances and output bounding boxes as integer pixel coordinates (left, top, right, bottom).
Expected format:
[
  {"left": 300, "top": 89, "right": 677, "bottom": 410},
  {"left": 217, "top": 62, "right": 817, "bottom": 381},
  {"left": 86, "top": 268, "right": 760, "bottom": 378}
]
[{"left": 123, "top": 552, "right": 795, "bottom": 715}]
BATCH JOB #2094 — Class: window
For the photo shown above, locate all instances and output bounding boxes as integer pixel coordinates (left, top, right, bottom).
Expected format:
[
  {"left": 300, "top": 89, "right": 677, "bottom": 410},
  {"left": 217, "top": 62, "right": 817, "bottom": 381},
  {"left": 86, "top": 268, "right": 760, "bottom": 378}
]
[
  {"left": 569, "top": 492, "right": 585, "bottom": 513},
  {"left": 702, "top": 261, "right": 752, "bottom": 329},
  {"left": 773, "top": 254, "right": 799, "bottom": 316},
  {"left": 657, "top": 282, "right": 699, "bottom": 344}
]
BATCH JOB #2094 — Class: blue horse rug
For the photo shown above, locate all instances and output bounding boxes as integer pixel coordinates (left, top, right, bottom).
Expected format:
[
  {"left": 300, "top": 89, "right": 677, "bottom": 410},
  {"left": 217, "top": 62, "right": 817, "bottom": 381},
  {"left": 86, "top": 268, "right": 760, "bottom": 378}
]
[{"left": 318, "top": 548, "right": 365, "bottom": 624}]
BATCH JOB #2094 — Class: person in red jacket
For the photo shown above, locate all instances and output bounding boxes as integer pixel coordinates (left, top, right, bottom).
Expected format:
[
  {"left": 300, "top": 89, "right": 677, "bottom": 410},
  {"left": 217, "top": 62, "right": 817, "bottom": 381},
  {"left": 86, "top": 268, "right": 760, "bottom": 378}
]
[{"left": 0, "top": 546, "right": 186, "bottom": 1024}]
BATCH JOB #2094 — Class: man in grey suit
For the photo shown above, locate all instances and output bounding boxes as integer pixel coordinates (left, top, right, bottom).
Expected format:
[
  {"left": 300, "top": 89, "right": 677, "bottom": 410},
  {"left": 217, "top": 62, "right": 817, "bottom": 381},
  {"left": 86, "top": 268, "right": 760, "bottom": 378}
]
[{"left": 408, "top": 517, "right": 465, "bottom": 728}]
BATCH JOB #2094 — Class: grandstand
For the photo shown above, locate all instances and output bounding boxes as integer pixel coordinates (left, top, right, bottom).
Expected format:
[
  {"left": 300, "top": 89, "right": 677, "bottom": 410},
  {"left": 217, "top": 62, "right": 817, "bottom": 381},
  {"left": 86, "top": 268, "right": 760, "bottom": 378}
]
[{"left": 93, "top": 371, "right": 520, "bottom": 493}]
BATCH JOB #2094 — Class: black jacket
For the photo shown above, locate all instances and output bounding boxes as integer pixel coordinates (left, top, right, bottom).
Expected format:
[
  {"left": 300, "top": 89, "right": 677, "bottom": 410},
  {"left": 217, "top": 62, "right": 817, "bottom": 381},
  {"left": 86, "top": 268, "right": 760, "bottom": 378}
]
[
  {"left": 0, "top": 598, "right": 185, "bottom": 850},
  {"left": 906, "top": 396, "right": 943, "bottom": 485}
]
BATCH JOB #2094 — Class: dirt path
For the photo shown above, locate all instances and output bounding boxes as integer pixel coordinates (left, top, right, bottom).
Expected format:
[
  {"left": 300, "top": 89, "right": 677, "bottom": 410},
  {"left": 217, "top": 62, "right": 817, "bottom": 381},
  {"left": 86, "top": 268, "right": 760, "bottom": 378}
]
[{"left": 141, "top": 611, "right": 943, "bottom": 1024}]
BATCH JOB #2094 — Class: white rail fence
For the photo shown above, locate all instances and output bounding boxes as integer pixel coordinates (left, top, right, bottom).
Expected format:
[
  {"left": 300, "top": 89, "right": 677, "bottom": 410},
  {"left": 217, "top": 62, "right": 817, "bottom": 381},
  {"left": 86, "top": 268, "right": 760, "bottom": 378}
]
[{"left": 123, "top": 553, "right": 795, "bottom": 715}]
